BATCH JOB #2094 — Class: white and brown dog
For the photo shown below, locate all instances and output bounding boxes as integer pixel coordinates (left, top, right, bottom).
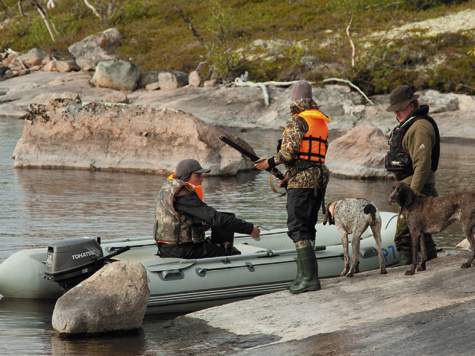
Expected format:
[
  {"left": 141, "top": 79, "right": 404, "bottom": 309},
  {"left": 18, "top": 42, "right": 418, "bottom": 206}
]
[{"left": 323, "top": 198, "right": 387, "bottom": 277}]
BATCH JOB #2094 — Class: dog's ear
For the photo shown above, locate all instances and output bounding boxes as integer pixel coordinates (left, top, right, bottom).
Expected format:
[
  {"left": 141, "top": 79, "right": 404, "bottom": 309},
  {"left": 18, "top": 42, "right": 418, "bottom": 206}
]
[
  {"left": 404, "top": 185, "right": 414, "bottom": 206},
  {"left": 323, "top": 203, "right": 332, "bottom": 225}
]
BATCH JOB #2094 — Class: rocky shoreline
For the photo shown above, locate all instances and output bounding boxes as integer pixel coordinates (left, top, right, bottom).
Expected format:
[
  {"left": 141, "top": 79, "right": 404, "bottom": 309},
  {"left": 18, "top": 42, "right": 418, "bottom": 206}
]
[
  {"left": 2, "top": 70, "right": 474, "bottom": 137},
  {"left": 1, "top": 70, "right": 475, "bottom": 179},
  {"left": 140, "top": 249, "right": 475, "bottom": 355}
]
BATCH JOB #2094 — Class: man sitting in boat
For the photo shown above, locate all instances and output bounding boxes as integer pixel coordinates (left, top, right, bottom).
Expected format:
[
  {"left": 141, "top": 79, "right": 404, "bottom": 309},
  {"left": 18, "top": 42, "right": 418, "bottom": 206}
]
[{"left": 154, "top": 158, "right": 261, "bottom": 258}]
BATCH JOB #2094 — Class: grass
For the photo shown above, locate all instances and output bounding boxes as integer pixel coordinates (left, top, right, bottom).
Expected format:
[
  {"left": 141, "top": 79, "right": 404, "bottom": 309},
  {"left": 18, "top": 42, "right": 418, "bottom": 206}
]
[{"left": 0, "top": 0, "right": 474, "bottom": 95}]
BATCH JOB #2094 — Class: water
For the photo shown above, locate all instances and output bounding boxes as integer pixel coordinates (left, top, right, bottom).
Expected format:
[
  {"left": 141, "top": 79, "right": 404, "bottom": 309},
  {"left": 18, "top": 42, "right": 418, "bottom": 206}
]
[{"left": 0, "top": 119, "right": 473, "bottom": 355}]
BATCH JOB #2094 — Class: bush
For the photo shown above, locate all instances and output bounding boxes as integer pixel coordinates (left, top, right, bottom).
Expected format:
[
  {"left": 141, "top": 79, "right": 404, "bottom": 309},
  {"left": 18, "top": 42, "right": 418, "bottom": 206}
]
[{"left": 0, "top": 0, "right": 474, "bottom": 94}]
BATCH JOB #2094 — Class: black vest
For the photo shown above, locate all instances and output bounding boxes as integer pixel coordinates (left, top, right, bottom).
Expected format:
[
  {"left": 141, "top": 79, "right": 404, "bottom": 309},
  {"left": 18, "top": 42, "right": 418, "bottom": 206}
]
[{"left": 385, "top": 105, "right": 440, "bottom": 179}]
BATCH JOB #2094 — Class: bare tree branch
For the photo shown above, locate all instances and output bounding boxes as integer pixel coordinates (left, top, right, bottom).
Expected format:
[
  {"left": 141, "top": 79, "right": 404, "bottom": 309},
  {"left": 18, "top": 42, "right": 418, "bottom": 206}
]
[
  {"left": 172, "top": 3, "right": 207, "bottom": 49},
  {"left": 346, "top": 17, "right": 355, "bottom": 67},
  {"left": 323, "top": 77, "right": 374, "bottom": 105},
  {"left": 375, "top": 3, "right": 400, "bottom": 47},
  {"left": 18, "top": 0, "right": 25, "bottom": 16},
  {"left": 83, "top": 0, "right": 101, "bottom": 19},
  {"left": 7, "top": 48, "right": 26, "bottom": 69},
  {"left": 35, "top": 5, "right": 55, "bottom": 41},
  {"left": 234, "top": 74, "right": 306, "bottom": 106},
  {"left": 19, "top": 0, "right": 57, "bottom": 41}
]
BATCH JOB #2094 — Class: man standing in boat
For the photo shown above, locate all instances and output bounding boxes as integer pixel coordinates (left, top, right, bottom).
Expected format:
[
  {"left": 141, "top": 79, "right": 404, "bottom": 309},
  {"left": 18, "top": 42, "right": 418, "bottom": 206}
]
[
  {"left": 255, "top": 80, "right": 331, "bottom": 294},
  {"left": 154, "top": 158, "right": 261, "bottom": 258}
]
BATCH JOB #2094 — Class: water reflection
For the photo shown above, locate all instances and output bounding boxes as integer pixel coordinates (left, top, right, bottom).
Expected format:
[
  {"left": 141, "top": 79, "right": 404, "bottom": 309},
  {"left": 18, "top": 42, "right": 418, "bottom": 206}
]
[
  {"left": 0, "top": 120, "right": 474, "bottom": 355},
  {"left": 0, "top": 299, "right": 55, "bottom": 355},
  {"left": 50, "top": 331, "right": 148, "bottom": 356},
  {"left": 0, "top": 298, "right": 184, "bottom": 356},
  {"left": 11, "top": 168, "right": 164, "bottom": 241},
  {"left": 2, "top": 125, "right": 473, "bottom": 258}
]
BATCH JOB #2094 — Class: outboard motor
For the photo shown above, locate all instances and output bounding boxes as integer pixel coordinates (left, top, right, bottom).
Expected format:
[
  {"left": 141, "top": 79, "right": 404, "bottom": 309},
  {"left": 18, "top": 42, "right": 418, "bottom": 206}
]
[{"left": 44, "top": 237, "right": 130, "bottom": 291}]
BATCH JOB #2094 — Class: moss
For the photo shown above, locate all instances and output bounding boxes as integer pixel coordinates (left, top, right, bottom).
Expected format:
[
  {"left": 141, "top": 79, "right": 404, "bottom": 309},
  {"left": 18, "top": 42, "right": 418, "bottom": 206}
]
[{"left": 0, "top": 0, "right": 474, "bottom": 94}]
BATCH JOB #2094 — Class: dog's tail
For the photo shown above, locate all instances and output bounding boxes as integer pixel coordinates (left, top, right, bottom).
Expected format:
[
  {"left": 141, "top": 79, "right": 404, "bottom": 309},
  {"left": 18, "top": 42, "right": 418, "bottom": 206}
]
[{"left": 363, "top": 203, "right": 377, "bottom": 223}]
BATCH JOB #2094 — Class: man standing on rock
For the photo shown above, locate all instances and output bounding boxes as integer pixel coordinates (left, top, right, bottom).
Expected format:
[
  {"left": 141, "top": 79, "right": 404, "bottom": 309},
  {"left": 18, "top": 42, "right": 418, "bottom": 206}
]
[
  {"left": 385, "top": 85, "right": 440, "bottom": 265},
  {"left": 255, "top": 80, "right": 331, "bottom": 294},
  {"left": 154, "top": 158, "right": 260, "bottom": 258}
]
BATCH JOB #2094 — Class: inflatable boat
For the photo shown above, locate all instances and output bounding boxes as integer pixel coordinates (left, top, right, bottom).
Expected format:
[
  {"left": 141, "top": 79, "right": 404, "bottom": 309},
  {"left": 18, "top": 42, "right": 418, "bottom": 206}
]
[{"left": 0, "top": 212, "right": 399, "bottom": 314}]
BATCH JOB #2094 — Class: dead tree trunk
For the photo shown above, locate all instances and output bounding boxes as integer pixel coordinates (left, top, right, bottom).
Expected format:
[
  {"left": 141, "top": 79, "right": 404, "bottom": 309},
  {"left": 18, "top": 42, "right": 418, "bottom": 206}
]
[{"left": 172, "top": 3, "right": 207, "bottom": 50}]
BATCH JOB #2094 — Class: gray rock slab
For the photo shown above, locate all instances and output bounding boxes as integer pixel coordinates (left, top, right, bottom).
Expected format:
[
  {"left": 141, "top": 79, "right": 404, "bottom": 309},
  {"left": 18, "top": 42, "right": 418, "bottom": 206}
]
[
  {"left": 1, "top": 72, "right": 474, "bottom": 143},
  {"left": 326, "top": 122, "right": 393, "bottom": 179},
  {"left": 12, "top": 100, "right": 255, "bottom": 175},
  {"left": 178, "top": 250, "right": 475, "bottom": 355}
]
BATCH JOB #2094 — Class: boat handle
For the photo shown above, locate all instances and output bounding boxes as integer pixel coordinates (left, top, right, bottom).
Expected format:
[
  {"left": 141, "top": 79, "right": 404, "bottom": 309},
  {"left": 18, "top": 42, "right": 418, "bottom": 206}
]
[
  {"left": 160, "top": 269, "right": 183, "bottom": 279},
  {"left": 196, "top": 262, "right": 255, "bottom": 276}
]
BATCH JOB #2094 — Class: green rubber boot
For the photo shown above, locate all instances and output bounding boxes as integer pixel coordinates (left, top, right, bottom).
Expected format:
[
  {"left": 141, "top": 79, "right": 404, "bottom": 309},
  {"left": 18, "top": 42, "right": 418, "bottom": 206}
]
[
  {"left": 398, "top": 246, "right": 437, "bottom": 266},
  {"left": 398, "top": 250, "right": 412, "bottom": 265},
  {"left": 290, "top": 242, "right": 321, "bottom": 294},
  {"left": 286, "top": 244, "right": 303, "bottom": 290}
]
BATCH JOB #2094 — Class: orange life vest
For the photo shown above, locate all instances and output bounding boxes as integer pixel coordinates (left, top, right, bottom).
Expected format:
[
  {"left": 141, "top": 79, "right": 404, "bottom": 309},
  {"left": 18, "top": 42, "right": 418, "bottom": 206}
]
[
  {"left": 293, "top": 109, "right": 330, "bottom": 163},
  {"left": 168, "top": 173, "right": 204, "bottom": 200}
]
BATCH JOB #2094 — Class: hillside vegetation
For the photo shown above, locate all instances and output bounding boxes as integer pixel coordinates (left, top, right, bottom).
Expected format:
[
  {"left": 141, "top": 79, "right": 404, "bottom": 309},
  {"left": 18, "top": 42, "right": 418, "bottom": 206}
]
[{"left": 1, "top": 0, "right": 474, "bottom": 95}]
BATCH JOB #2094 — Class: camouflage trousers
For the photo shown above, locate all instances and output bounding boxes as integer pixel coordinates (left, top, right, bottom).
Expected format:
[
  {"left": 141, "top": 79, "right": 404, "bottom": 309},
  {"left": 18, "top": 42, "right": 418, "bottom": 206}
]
[{"left": 395, "top": 183, "right": 438, "bottom": 252}]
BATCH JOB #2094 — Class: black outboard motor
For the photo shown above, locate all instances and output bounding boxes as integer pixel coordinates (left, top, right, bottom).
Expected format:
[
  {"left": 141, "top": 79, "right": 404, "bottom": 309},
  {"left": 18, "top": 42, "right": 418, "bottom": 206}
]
[{"left": 44, "top": 237, "right": 130, "bottom": 291}]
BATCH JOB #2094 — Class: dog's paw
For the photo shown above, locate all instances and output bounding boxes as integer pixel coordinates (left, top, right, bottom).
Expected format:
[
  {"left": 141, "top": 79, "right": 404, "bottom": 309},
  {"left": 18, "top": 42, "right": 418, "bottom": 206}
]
[
  {"left": 405, "top": 270, "right": 415, "bottom": 276},
  {"left": 346, "top": 272, "right": 354, "bottom": 277},
  {"left": 380, "top": 268, "right": 388, "bottom": 275},
  {"left": 461, "top": 262, "right": 472, "bottom": 269}
]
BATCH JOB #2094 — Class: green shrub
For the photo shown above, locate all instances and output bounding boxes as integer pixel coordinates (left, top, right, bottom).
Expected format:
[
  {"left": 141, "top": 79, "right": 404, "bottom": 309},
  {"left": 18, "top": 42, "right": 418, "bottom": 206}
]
[{"left": 0, "top": 0, "right": 474, "bottom": 94}]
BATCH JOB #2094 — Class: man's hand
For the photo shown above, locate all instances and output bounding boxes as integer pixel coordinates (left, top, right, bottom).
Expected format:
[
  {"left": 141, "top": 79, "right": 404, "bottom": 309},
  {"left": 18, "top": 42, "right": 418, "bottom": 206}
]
[
  {"left": 279, "top": 173, "right": 289, "bottom": 186},
  {"left": 250, "top": 225, "right": 261, "bottom": 239},
  {"left": 254, "top": 158, "right": 269, "bottom": 171}
]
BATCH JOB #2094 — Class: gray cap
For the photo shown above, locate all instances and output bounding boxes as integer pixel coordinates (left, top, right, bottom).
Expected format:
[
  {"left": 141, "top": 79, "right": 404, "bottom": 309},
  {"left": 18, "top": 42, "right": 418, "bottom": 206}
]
[
  {"left": 386, "top": 85, "right": 420, "bottom": 112},
  {"left": 175, "top": 159, "right": 210, "bottom": 181},
  {"left": 290, "top": 80, "right": 313, "bottom": 101}
]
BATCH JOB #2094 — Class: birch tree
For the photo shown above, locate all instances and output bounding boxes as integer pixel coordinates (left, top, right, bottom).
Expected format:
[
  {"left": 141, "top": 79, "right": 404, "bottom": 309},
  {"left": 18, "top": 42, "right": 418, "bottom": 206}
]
[{"left": 18, "top": 0, "right": 58, "bottom": 42}]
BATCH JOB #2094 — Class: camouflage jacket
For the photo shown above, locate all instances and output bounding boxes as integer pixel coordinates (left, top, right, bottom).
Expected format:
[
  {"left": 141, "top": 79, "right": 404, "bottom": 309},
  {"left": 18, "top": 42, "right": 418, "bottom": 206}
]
[
  {"left": 272, "top": 112, "right": 331, "bottom": 190},
  {"left": 154, "top": 177, "right": 254, "bottom": 244},
  {"left": 154, "top": 178, "right": 206, "bottom": 244}
]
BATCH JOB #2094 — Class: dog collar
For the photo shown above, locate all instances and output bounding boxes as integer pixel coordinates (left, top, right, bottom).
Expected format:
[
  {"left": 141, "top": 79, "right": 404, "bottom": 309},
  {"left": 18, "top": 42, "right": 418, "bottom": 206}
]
[{"left": 331, "top": 201, "right": 338, "bottom": 216}]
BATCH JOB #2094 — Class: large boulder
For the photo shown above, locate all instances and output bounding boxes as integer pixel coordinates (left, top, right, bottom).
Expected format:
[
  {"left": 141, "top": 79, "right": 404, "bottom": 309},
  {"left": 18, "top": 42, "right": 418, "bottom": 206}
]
[
  {"left": 19, "top": 48, "right": 49, "bottom": 67},
  {"left": 159, "top": 70, "right": 188, "bottom": 90},
  {"left": 56, "top": 60, "right": 80, "bottom": 73},
  {"left": 138, "top": 71, "right": 159, "bottom": 89},
  {"left": 52, "top": 260, "right": 149, "bottom": 336},
  {"left": 68, "top": 28, "right": 122, "bottom": 71},
  {"left": 420, "top": 89, "right": 459, "bottom": 113},
  {"left": 188, "top": 70, "right": 201, "bottom": 87},
  {"left": 326, "top": 122, "right": 392, "bottom": 179},
  {"left": 12, "top": 99, "right": 255, "bottom": 175},
  {"left": 91, "top": 60, "right": 140, "bottom": 91},
  {"left": 314, "top": 85, "right": 367, "bottom": 132}
]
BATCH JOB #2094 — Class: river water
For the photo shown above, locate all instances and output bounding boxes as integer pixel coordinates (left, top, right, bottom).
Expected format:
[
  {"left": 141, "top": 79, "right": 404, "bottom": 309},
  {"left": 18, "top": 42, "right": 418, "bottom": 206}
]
[{"left": 0, "top": 119, "right": 473, "bottom": 355}]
